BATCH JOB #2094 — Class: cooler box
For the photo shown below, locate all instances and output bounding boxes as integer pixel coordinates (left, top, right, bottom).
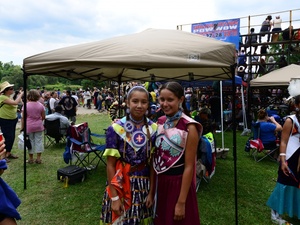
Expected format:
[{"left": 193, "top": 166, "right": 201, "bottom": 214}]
[{"left": 57, "top": 165, "right": 87, "bottom": 185}]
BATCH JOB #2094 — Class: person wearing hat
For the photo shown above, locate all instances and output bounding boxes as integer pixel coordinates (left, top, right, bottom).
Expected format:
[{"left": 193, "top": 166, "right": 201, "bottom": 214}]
[
  {"left": 0, "top": 81, "right": 23, "bottom": 162},
  {"left": 271, "top": 15, "right": 282, "bottom": 42}
]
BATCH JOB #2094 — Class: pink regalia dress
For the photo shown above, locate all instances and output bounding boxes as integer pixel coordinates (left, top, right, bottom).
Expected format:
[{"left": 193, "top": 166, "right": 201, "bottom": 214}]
[{"left": 153, "top": 112, "right": 202, "bottom": 225}]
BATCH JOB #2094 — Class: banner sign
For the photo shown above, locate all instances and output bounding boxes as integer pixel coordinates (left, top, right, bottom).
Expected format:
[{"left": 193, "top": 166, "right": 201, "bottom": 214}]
[{"left": 191, "top": 18, "right": 240, "bottom": 50}]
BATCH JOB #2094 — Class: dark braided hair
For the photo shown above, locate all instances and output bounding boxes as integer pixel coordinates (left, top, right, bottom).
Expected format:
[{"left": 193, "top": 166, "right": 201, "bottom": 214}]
[{"left": 159, "top": 82, "right": 190, "bottom": 116}]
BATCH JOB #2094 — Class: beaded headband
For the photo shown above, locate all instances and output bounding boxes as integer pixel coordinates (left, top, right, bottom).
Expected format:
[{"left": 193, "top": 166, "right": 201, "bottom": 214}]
[{"left": 127, "top": 85, "right": 149, "bottom": 99}]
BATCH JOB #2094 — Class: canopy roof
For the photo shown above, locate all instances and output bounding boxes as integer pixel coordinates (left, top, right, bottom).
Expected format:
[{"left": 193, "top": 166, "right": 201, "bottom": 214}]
[
  {"left": 250, "top": 64, "right": 300, "bottom": 87},
  {"left": 23, "top": 28, "right": 236, "bottom": 82}
]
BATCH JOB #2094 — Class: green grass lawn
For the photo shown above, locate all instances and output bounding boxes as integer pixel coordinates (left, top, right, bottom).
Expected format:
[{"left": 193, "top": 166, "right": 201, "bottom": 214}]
[{"left": 2, "top": 113, "right": 299, "bottom": 225}]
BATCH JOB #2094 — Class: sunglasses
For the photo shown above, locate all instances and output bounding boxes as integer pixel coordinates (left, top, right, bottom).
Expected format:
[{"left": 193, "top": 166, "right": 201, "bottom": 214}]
[{"left": 8, "top": 87, "right": 14, "bottom": 90}]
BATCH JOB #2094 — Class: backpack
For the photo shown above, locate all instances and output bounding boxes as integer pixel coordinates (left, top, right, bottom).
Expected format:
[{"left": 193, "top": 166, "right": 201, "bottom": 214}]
[{"left": 197, "top": 133, "right": 215, "bottom": 176}]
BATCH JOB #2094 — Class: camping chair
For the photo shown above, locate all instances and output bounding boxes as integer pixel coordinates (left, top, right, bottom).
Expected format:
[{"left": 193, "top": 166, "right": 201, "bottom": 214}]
[
  {"left": 196, "top": 133, "right": 216, "bottom": 192},
  {"left": 44, "top": 118, "right": 67, "bottom": 148},
  {"left": 223, "top": 110, "right": 233, "bottom": 132},
  {"left": 67, "top": 122, "right": 106, "bottom": 170},
  {"left": 248, "top": 122, "right": 279, "bottom": 162}
]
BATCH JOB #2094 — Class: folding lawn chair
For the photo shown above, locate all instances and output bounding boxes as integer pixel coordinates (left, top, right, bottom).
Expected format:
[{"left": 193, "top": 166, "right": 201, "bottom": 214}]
[
  {"left": 196, "top": 133, "right": 216, "bottom": 192},
  {"left": 44, "top": 118, "right": 67, "bottom": 148},
  {"left": 223, "top": 110, "right": 233, "bottom": 132},
  {"left": 67, "top": 122, "right": 106, "bottom": 170},
  {"left": 248, "top": 122, "right": 279, "bottom": 162}
]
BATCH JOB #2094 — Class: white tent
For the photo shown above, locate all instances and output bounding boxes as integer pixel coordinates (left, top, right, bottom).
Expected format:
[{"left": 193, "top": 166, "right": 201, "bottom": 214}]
[{"left": 250, "top": 64, "right": 300, "bottom": 87}]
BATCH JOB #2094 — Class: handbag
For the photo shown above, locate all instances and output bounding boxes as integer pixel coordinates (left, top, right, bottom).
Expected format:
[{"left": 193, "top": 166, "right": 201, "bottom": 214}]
[
  {"left": 17, "top": 132, "right": 32, "bottom": 150},
  {"left": 18, "top": 132, "right": 25, "bottom": 150}
]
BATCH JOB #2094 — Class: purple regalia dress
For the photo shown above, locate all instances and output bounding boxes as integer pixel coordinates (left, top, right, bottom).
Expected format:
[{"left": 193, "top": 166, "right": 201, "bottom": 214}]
[
  {"left": 153, "top": 113, "right": 202, "bottom": 225},
  {"left": 100, "top": 117, "right": 157, "bottom": 225}
]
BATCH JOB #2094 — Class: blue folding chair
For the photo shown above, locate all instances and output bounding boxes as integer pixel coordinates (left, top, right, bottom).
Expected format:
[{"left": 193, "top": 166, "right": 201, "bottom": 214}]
[
  {"left": 249, "top": 122, "right": 278, "bottom": 162},
  {"left": 66, "top": 122, "right": 106, "bottom": 170}
]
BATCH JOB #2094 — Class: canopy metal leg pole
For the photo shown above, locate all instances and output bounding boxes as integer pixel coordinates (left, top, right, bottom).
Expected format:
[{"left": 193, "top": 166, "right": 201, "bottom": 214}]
[
  {"left": 220, "top": 81, "right": 224, "bottom": 149},
  {"left": 231, "top": 65, "right": 238, "bottom": 225},
  {"left": 22, "top": 71, "right": 28, "bottom": 190}
]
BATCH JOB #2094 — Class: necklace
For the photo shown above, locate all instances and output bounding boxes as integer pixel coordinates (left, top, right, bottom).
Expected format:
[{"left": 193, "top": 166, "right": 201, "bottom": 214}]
[
  {"left": 123, "top": 116, "right": 148, "bottom": 157},
  {"left": 164, "top": 110, "right": 182, "bottom": 129},
  {"left": 129, "top": 114, "right": 144, "bottom": 124}
]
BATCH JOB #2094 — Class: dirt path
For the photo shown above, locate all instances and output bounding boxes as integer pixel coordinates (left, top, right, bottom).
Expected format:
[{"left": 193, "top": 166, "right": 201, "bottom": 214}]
[
  {"left": 76, "top": 106, "right": 101, "bottom": 115},
  {"left": 16, "top": 106, "right": 104, "bottom": 129}
]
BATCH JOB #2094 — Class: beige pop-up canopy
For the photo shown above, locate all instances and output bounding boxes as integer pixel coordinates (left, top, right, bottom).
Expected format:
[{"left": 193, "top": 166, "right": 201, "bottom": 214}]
[
  {"left": 21, "top": 29, "right": 238, "bottom": 209},
  {"left": 23, "top": 28, "right": 236, "bottom": 82},
  {"left": 250, "top": 64, "right": 300, "bottom": 87}
]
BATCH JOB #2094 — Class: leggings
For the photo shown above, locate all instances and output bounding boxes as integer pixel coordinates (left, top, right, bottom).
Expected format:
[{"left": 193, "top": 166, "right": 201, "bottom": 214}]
[{"left": 0, "top": 118, "right": 18, "bottom": 153}]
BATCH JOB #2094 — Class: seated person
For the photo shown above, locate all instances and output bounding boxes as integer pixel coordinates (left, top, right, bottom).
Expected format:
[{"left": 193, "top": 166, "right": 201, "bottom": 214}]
[
  {"left": 282, "top": 26, "right": 295, "bottom": 41},
  {"left": 196, "top": 107, "right": 218, "bottom": 172},
  {"left": 45, "top": 105, "right": 70, "bottom": 137},
  {"left": 256, "top": 109, "right": 282, "bottom": 150},
  {"left": 194, "top": 107, "right": 217, "bottom": 135}
]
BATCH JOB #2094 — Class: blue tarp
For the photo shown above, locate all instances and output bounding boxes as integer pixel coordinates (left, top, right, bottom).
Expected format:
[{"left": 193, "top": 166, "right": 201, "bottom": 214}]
[{"left": 178, "top": 75, "right": 242, "bottom": 87}]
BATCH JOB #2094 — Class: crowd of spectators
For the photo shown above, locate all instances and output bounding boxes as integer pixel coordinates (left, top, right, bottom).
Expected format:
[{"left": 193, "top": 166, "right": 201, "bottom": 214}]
[{"left": 237, "top": 15, "right": 299, "bottom": 82}]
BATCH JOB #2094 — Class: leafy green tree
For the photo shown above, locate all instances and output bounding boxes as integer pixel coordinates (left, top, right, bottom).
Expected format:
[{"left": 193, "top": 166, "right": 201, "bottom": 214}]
[
  {"left": 269, "top": 35, "right": 300, "bottom": 65},
  {"left": 0, "top": 60, "right": 109, "bottom": 91},
  {"left": 81, "top": 79, "right": 106, "bottom": 90},
  {"left": 1, "top": 63, "right": 23, "bottom": 89}
]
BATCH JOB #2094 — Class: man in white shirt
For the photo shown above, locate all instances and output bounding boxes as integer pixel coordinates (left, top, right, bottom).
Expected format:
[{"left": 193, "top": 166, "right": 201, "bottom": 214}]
[
  {"left": 49, "top": 91, "right": 59, "bottom": 114},
  {"left": 45, "top": 105, "right": 70, "bottom": 136},
  {"left": 71, "top": 91, "right": 79, "bottom": 105}
]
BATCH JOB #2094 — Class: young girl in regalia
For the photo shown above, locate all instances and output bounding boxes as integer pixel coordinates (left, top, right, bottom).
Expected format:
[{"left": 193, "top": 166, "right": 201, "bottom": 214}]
[
  {"left": 153, "top": 82, "right": 202, "bottom": 225},
  {"left": 100, "top": 86, "right": 157, "bottom": 225},
  {"left": 267, "top": 79, "right": 300, "bottom": 225}
]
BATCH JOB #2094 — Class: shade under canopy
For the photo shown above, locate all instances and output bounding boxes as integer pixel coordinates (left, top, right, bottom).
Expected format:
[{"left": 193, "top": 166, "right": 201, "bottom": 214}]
[{"left": 23, "top": 28, "right": 236, "bottom": 82}]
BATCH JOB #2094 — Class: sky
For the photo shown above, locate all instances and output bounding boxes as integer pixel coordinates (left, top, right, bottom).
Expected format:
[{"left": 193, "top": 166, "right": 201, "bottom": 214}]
[{"left": 1, "top": 0, "right": 300, "bottom": 66}]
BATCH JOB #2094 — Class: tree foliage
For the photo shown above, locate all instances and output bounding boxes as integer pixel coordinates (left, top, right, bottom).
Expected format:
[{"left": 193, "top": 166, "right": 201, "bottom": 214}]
[
  {"left": 0, "top": 61, "right": 107, "bottom": 90},
  {"left": 269, "top": 35, "right": 300, "bottom": 65}
]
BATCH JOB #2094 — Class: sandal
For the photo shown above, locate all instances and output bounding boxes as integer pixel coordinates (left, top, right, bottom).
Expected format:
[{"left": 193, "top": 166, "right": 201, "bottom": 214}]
[
  {"left": 35, "top": 159, "right": 42, "bottom": 164},
  {"left": 7, "top": 154, "right": 19, "bottom": 159},
  {"left": 26, "top": 159, "right": 34, "bottom": 164}
]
